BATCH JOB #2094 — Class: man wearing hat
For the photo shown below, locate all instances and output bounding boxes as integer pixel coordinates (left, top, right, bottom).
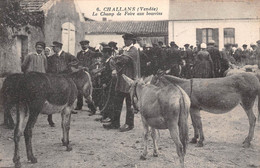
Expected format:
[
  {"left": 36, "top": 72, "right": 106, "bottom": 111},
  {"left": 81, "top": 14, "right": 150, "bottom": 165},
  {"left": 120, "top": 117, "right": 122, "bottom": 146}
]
[
  {"left": 241, "top": 44, "right": 250, "bottom": 66},
  {"left": 166, "top": 41, "right": 182, "bottom": 77},
  {"left": 22, "top": 41, "right": 47, "bottom": 73},
  {"left": 207, "top": 40, "right": 221, "bottom": 77},
  {"left": 47, "top": 41, "right": 78, "bottom": 74},
  {"left": 182, "top": 43, "right": 194, "bottom": 78},
  {"left": 256, "top": 40, "right": 260, "bottom": 68},
  {"left": 74, "top": 40, "right": 96, "bottom": 113},
  {"left": 103, "top": 33, "right": 140, "bottom": 132}
]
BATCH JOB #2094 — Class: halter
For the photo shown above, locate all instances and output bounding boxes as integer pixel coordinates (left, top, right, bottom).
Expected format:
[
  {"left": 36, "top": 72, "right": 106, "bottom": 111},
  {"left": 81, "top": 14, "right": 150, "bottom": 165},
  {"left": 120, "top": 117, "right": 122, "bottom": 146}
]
[{"left": 131, "top": 82, "right": 140, "bottom": 113}]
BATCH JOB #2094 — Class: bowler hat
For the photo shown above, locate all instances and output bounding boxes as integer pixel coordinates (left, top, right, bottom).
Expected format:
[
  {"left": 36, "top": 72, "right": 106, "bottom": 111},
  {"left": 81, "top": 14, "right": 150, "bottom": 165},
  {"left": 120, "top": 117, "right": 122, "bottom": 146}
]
[
  {"left": 51, "top": 41, "right": 63, "bottom": 47},
  {"left": 79, "top": 40, "right": 90, "bottom": 45},
  {"left": 122, "top": 33, "right": 135, "bottom": 40},
  {"left": 184, "top": 43, "right": 189, "bottom": 47},
  {"left": 102, "top": 45, "right": 112, "bottom": 52},
  {"left": 35, "top": 41, "right": 46, "bottom": 48}
]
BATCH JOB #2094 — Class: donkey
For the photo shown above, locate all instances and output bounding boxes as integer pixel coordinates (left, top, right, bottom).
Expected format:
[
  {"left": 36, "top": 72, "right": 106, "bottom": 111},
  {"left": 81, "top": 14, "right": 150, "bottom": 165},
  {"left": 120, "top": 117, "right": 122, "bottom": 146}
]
[
  {"left": 4, "top": 70, "right": 93, "bottom": 168},
  {"left": 122, "top": 74, "right": 190, "bottom": 168},
  {"left": 151, "top": 73, "right": 260, "bottom": 148},
  {"left": 1, "top": 70, "right": 94, "bottom": 128}
]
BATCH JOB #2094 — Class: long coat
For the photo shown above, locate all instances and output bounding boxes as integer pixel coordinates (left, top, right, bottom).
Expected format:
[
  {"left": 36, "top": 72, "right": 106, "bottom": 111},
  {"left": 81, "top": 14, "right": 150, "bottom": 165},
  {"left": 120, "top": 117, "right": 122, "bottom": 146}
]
[
  {"left": 76, "top": 49, "right": 96, "bottom": 71},
  {"left": 115, "top": 45, "right": 140, "bottom": 93},
  {"left": 207, "top": 46, "right": 221, "bottom": 77},
  {"left": 47, "top": 51, "right": 78, "bottom": 74},
  {"left": 193, "top": 50, "right": 214, "bottom": 78}
]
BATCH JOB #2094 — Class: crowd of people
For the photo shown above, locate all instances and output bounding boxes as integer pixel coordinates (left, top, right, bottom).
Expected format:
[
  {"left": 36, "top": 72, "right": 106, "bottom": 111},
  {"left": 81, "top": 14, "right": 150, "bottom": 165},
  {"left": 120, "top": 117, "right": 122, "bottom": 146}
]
[{"left": 20, "top": 33, "right": 260, "bottom": 132}]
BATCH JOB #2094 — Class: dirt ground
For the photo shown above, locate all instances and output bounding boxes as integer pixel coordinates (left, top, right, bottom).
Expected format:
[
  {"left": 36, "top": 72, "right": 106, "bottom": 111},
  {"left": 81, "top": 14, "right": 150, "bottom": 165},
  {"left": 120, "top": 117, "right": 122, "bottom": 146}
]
[{"left": 0, "top": 102, "right": 260, "bottom": 168}]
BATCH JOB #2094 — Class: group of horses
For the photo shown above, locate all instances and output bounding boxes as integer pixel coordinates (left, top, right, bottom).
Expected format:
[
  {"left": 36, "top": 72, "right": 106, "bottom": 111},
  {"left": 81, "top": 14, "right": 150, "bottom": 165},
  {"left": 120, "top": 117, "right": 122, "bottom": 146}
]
[{"left": 1, "top": 66, "right": 260, "bottom": 168}]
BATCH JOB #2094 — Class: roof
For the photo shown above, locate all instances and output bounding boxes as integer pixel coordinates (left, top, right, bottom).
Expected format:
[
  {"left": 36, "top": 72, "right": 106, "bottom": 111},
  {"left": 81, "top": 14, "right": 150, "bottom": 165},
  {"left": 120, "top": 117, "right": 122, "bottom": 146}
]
[
  {"left": 20, "top": 0, "right": 49, "bottom": 12},
  {"left": 84, "top": 21, "right": 168, "bottom": 35},
  {"left": 169, "top": 0, "right": 260, "bottom": 20}
]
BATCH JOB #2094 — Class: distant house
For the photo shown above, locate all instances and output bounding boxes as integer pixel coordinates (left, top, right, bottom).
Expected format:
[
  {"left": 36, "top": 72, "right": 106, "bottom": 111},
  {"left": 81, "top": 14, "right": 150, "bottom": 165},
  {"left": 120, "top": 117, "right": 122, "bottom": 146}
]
[
  {"left": 0, "top": 0, "right": 84, "bottom": 75},
  {"left": 84, "top": 21, "right": 168, "bottom": 48},
  {"left": 168, "top": 0, "right": 260, "bottom": 49}
]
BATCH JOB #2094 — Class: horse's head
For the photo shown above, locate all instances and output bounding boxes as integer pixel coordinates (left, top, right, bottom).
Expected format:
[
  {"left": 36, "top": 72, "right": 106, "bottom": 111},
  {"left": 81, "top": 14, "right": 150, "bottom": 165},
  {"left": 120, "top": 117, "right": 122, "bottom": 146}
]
[
  {"left": 69, "top": 70, "right": 94, "bottom": 104},
  {"left": 122, "top": 74, "right": 146, "bottom": 113}
]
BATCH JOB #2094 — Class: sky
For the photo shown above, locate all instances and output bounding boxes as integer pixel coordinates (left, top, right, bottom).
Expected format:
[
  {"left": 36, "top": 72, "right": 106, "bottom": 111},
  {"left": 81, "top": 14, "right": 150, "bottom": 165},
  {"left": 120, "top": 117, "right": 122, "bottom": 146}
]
[{"left": 75, "top": 0, "right": 169, "bottom": 21}]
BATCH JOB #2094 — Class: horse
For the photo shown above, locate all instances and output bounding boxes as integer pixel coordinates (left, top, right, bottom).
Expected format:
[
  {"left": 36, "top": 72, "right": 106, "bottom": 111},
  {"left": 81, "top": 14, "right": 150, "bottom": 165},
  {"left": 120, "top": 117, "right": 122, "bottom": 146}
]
[
  {"left": 1, "top": 69, "right": 94, "bottom": 128},
  {"left": 122, "top": 74, "right": 190, "bottom": 168},
  {"left": 2, "top": 70, "right": 93, "bottom": 168},
  {"left": 151, "top": 73, "right": 260, "bottom": 148}
]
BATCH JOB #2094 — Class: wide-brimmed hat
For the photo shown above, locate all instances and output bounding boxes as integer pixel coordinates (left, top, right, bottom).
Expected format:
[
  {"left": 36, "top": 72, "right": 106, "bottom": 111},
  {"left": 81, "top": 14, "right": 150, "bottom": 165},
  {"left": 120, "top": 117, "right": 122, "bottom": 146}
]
[
  {"left": 51, "top": 41, "right": 63, "bottom": 47},
  {"left": 79, "top": 40, "right": 90, "bottom": 45},
  {"left": 122, "top": 33, "right": 135, "bottom": 40},
  {"left": 35, "top": 41, "right": 46, "bottom": 48}
]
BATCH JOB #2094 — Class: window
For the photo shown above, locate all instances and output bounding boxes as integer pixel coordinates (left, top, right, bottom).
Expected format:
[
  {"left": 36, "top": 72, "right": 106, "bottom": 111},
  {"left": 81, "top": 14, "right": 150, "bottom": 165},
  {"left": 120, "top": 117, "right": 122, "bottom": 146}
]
[
  {"left": 224, "top": 28, "right": 235, "bottom": 45},
  {"left": 62, "top": 22, "right": 75, "bottom": 55},
  {"left": 196, "top": 28, "right": 219, "bottom": 47}
]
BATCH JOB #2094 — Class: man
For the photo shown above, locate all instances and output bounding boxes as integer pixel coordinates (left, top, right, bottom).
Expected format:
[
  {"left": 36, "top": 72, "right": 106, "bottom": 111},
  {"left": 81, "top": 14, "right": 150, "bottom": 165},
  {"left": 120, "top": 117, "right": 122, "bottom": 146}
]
[
  {"left": 47, "top": 41, "right": 78, "bottom": 74},
  {"left": 182, "top": 43, "right": 194, "bottom": 78},
  {"left": 255, "top": 40, "right": 260, "bottom": 68},
  {"left": 75, "top": 40, "right": 96, "bottom": 114},
  {"left": 166, "top": 41, "right": 182, "bottom": 77},
  {"left": 103, "top": 33, "right": 141, "bottom": 132},
  {"left": 241, "top": 44, "right": 250, "bottom": 66},
  {"left": 22, "top": 41, "right": 47, "bottom": 73},
  {"left": 47, "top": 41, "right": 78, "bottom": 116},
  {"left": 207, "top": 40, "right": 221, "bottom": 77}
]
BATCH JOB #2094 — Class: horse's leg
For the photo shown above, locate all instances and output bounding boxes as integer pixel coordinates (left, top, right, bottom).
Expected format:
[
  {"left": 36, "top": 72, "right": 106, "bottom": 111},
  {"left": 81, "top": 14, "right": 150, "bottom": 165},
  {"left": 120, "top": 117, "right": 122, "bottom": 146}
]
[
  {"left": 151, "top": 128, "right": 159, "bottom": 157},
  {"left": 168, "top": 122, "right": 185, "bottom": 168},
  {"left": 61, "top": 106, "right": 72, "bottom": 151},
  {"left": 192, "top": 109, "right": 204, "bottom": 147},
  {"left": 47, "top": 114, "right": 55, "bottom": 127},
  {"left": 140, "top": 116, "right": 149, "bottom": 160},
  {"left": 4, "top": 103, "right": 15, "bottom": 129},
  {"left": 24, "top": 103, "right": 41, "bottom": 163},
  {"left": 242, "top": 107, "right": 256, "bottom": 148},
  {"left": 13, "top": 103, "right": 26, "bottom": 168},
  {"left": 189, "top": 108, "right": 199, "bottom": 144}
]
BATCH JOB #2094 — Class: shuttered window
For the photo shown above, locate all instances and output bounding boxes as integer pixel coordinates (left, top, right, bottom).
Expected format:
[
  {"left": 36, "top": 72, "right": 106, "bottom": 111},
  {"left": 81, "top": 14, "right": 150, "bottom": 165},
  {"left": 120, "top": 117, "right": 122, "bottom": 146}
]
[
  {"left": 61, "top": 22, "right": 76, "bottom": 55},
  {"left": 224, "top": 28, "right": 235, "bottom": 45}
]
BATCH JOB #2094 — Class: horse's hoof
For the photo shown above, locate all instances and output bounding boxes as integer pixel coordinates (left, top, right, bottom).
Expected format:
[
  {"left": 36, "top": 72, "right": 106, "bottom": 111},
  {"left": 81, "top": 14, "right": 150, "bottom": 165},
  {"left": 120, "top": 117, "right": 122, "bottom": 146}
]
[
  {"left": 189, "top": 138, "right": 197, "bottom": 144},
  {"left": 15, "top": 162, "right": 21, "bottom": 168},
  {"left": 30, "top": 157, "right": 37, "bottom": 163},
  {"left": 140, "top": 155, "right": 147, "bottom": 160},
  {"left": 49, "top": 123, "right": 55, "bottom": 127},
  {"left": 196, "top": 142, "right": 203, "bottom": 147},
  {"left": 66, "top": 145, "right": 72, "bottom": 151},
  {"left": 242, "top": 142, "right": 250, "bottom": 148},
  {"left": 153, "top": 153, "right": 158, "bottom": 157}
]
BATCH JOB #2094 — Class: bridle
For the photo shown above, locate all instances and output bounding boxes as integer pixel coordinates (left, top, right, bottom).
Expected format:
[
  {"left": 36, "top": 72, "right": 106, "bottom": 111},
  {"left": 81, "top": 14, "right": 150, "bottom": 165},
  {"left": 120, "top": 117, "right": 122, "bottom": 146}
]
[{"left": 131, "top": 82, "right": 140, "bottom": 113}]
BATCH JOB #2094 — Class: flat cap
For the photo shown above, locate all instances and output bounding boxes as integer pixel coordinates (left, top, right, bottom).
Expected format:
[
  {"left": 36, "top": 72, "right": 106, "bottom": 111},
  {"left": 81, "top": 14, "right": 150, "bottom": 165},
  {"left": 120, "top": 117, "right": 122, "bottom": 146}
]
[
  {"left": 35, "top": 41, "right": 46, "bottom": 48},
  {"left": 51, "top": 41, "right": 63, "bottom": 47},
  {"left": 80, "top": 40, "right": 90, "bottom": 45},
  {"left": 122, "top": 33, "right": 135, "bottom": 40}
]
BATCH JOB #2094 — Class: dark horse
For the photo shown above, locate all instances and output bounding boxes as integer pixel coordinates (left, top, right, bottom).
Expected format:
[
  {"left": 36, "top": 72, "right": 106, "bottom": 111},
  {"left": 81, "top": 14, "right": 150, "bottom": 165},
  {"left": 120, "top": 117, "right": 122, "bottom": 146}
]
[
  {"left": 1, "top": 70, "right": 93, "bottom": 128},
  {"left": 151, "top": 73, "right": 260, "bottom": 148},
  {"left": 1, "top": 70, "right": 93, "bottom": 168}
]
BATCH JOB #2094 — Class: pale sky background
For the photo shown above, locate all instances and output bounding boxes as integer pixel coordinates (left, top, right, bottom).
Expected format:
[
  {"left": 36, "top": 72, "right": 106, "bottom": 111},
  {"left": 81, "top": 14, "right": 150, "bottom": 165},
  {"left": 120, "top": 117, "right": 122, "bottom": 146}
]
[{"left": 75, "top": 0, "right": 169, "bottom": 21}]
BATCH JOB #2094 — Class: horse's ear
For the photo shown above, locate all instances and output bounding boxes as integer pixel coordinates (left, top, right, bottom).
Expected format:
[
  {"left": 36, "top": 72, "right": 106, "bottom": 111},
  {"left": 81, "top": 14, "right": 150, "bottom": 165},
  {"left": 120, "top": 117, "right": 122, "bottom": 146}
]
[{"left": 122, "top": 74, "right": 134, "bottom": 86}]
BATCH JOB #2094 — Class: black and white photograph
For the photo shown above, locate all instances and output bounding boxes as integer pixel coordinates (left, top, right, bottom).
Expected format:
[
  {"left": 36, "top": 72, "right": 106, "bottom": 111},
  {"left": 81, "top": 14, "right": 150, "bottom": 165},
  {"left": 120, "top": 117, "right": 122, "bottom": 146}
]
[{"left": 0, "top": 0, "right": 260, "bottom": 167}]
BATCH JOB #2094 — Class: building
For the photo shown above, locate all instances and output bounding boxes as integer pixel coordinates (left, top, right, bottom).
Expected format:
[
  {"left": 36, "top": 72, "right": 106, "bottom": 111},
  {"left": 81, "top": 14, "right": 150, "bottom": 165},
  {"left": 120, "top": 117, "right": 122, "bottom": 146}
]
[
  {"left": 84, "top": 20, "right": 168, "bottom": 48},
  {"left": 0, "top": 0, "right": 84, "bottom": 75},
  {"left": 168, "top": 0, "right": 260, "bottom": 49}
]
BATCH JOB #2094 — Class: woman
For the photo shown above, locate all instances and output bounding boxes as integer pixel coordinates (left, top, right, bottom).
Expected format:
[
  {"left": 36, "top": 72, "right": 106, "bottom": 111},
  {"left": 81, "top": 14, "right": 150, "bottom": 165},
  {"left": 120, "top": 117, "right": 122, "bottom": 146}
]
[{"left": 193, "top": 43, "right": 214, "bottom": 78}]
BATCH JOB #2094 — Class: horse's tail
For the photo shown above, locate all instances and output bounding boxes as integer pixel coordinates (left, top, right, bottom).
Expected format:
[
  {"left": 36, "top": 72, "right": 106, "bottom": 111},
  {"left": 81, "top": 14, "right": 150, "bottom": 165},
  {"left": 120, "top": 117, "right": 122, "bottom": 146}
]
[{"left": 177, "top": 85, "right": 190, "bottom": 154}]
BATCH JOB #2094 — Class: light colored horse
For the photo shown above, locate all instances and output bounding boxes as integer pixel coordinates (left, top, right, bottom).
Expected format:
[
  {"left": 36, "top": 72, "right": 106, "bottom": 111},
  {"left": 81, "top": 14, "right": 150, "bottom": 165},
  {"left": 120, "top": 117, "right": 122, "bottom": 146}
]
[
  {"left": 122, "top": 74, "right": 190, "bottom": 168},
  {"left": 151, "top": 73, "right": 260, "bottom": 148}
]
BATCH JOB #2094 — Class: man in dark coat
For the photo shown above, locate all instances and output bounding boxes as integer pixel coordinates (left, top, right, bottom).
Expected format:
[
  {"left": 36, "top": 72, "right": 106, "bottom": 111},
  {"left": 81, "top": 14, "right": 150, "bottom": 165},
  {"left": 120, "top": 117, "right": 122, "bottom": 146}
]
[
  {"left": 74, "top": 40, "right": 96, "bottom": 114},
  {"left": 103, "top": 33, "right": 141, "bottom": 131},
  {"left": 207, "top": 40, "right": 222, "bottom": 77},
  {"left": 47, "top": 41, "right": 78, "bottom": 74},
  {"left": 166, "top": 41, "right": 182, "bottom": 77},
  {"left": 182, "top": 43, "right": 194, "bottom": 78}
]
